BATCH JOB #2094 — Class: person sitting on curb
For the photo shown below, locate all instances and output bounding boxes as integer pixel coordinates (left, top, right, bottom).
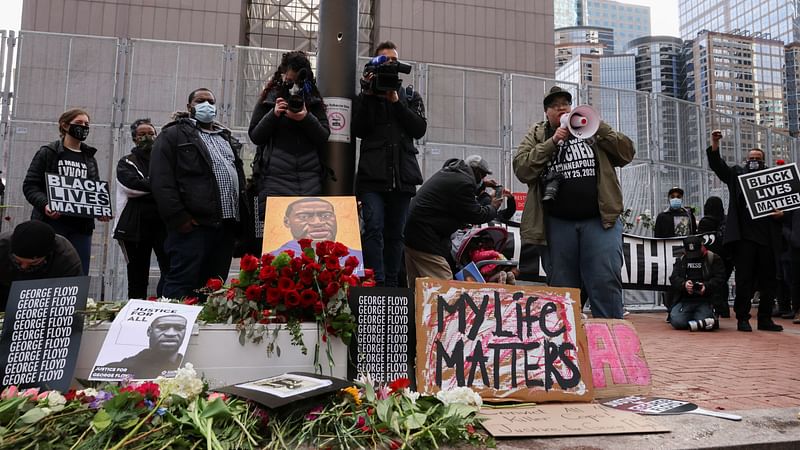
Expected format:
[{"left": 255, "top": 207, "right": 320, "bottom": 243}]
[{"left": 668, "top": 235, "right": 727, "bottom": 331}]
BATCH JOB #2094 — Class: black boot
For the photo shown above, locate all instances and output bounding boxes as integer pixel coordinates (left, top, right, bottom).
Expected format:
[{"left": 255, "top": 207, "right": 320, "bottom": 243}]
[
  {"left": 757, "top": 319, "right": 784, "bottom": 331},
  {"left": 737, "top": 320, "right": 752, "bottom": 332}
]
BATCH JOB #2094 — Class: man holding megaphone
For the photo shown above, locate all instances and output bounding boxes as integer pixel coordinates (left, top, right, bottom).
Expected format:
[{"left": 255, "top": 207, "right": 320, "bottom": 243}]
[{"left": 513, "top": 86, "right": 635, "bottom": 319}]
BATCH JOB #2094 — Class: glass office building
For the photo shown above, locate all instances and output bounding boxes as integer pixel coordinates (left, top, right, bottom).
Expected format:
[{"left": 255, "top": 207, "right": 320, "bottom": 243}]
[
  {"left": 627, "top": 36, "right": 684, "bottom": 97},
  {"left": 584, "top": 0, "right": 651, "bottom": 52},
  {"left": 679, "top": 0, "right": 799, "bottom": 44},
  {"left": 554, "top": 26, "right": 615, "bottom": 68}
]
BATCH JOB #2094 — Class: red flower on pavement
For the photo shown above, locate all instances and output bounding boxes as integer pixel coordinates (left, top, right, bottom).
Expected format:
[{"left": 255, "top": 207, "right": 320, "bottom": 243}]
[
  {"left": 466, "top": 424, "right": 476, "bottom": 434},
  {"left": 344, "top": 256, "right": 359, "bottom": 268},
  {"left": 283, "top": 249, "right": 295, "bottom": 258},
  {"left": 259, "top": 265, "right": 278, "bottom": 282},
  {"left": 183, "top": 296, "right": 199, "bottom": 305},
  {"left": 266, "top": 288, "right": 282, "bottom": 306},
  {"left": 313, "top": 301, "right": 324, "bottom": 315},
  {"left": 325, "top": 256, "right": 341, "bottom": 271},
  {"left": 206, "top": 278, "right": 223, "bottom": 290},
  {"left": 362, "top": 280, "right": 376, "bottom": 288},
  {"left": 390, "top": 441, "right": 402, "bottom": 450},
  {"left": 323, "top": 282, "right": 340, "bottom": 298},
  {"left": 316, "top": 241, "right": 333, "bottom": 257},
  {"left": 290, "top": 257, "right": 304, "bottom": 272},
  {"left": 261, "top": 253, "right": 275, "bottom": 265},
  {"left": 299, "top": 268, "right": 314, "bottom": 285},
  {"left": 277, "top": 277, "right": 295, "bottom": 292},
  {"left": 240, "top": 254, "right": 259, "bottom": 272},
  {"left": 285, "top": 291, "right": 301, "bottom": 308},
  {"left": 300, "top": 289, "right": 319, "bottom": 307},
  {"left": 280, "top": 267, "right": 294, "bottom": 278},
  {"left": 389, "top": 377, "right": 410, "bottom": 393},
  {"left": 318, "top": 270, "right": 333, "bottom": 285},
  {"left": 332, "top": 242, "right": 349, "bottom": 258},
  {"left": 298, "top": 238, "right": 313, "bottom": 249},
  {"left": 245, "top": 285, "right": 262, "bottom": 301},
  {"left": 364, "top": 268, "right": 375, "bottom": 280}
]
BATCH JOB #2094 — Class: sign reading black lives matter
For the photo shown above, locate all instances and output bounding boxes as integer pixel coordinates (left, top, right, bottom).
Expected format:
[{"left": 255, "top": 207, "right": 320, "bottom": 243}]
[
  {"left": 738, "top": 163, "right": 800, "bottom": 219},
  {"left": 45, "top": 173, "right": 112, "bottom": 218},
  {"left": 0, "top": 277, "right": 89, "bottom": 392},
  {"left": 89, "top": 300, "right": 201, "bottom": 381},
  {"left": 347, "top": 287, "right": 416, "bottom": 387}
]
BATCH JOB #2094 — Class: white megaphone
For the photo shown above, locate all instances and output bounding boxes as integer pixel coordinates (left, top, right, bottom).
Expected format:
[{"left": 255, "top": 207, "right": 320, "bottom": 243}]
[{"left": 558, "top": 105, "right": 600, "bottom": 142}]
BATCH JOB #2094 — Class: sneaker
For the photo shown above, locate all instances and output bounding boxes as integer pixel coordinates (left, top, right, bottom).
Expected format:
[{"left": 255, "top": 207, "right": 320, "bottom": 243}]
[
  {"left": 623, "top": 309, "right": 630, "bottom": 317},
  {"left": 737, "top": 320, "right": 752, "bottom": 332},
  {"left": 506, "top": 271, "right": 516, "bottom": 285},
  {"left": 757, "top": 320, "right": 784, "bottom": 332}
]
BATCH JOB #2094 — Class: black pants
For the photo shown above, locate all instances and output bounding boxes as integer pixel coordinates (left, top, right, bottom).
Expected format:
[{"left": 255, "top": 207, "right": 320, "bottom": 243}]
[
  {"left": 122, "top": 231, "right": 169, "bottom": 299},
  {"left": 733, "top": 239, "right": 775, "bottom": 321},
  {"left": 163, "top": 221, "right": 237, "bottom": 299},
  {"left": 790, "top": 248, "right": 800, "bottom": 313}
]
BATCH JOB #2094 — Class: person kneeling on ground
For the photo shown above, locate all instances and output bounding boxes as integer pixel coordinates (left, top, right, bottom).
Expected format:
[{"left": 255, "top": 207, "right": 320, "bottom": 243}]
[{"left": 668, "top": 235, "right": 727, "bottom": 331}]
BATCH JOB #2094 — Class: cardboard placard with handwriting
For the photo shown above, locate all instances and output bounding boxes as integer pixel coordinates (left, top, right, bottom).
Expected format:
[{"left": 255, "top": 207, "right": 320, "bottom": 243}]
[
  {"left": 585, "top": 319, "right": 651, "bottom": 398},
  {"left": 415, "top": 278, "right": 592, "bottom": 403},
  {"left": 479, "top": 404, "right": 670, "bottom": 437}
]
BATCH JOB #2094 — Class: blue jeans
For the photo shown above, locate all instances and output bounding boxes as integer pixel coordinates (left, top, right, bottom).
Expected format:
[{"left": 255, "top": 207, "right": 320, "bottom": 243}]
[
  {"left": 163, "top": 222, "right": 236, "bottom": 299},
  {"left": 670, "top": 301, "right": 714, "bottom": 330},
  {"left": 359, "top": 192, "right": 411, "bottom": 287},
  {"left": 543, "top": 215, "right": 624, "bottom": 319},
  {"left": 49, "top": 220, "right": 92, "bottom": 275}
]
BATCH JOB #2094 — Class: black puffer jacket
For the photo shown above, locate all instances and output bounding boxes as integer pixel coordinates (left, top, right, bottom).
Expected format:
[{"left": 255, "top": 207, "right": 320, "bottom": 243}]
[
  {"left": 150, "top": 115, "right": 247, "bottom": 230},
  {"left": 22, "top": 140, "right": 100, "bottom": 234},
  {"left": 248, "top": 90, "right": 330, "bottom": 210},
  {"left": 114, "top": 146, "right": 165, "bottom": 242},
  {"left": 404, "top": 159, "right": 498, "bottom": 258},
  {"left": 352, "top": 88, "right": 426, "bottom": 194}
]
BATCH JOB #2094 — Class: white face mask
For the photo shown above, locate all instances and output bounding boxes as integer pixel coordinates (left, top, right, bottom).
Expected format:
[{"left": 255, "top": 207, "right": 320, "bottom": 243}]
[
  {"left": 670, "top": 198, "right": 683, "bottom": 209},
  {"left": 192, "top": 101, "right": 216, "bottom": 123}
]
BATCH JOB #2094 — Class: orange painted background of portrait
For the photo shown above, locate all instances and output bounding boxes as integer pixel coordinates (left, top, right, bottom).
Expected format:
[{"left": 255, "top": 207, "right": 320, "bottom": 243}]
[{"left": 262, "top": 196, "right": 362, "bottom": 254}]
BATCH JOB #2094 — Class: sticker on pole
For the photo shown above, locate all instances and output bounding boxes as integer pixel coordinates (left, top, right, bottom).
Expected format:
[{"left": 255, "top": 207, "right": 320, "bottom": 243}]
[
  {"left": 737, "top": 163, "right": 800, "bottom": 219},
  {"left": 325, "top": 97, "right": 351, "bottom": 143}
]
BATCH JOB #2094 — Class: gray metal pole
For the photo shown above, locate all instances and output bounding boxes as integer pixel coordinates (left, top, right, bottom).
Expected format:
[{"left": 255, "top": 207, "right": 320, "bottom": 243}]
[{"left": 316, "top": 0, "right": 358, "bottom": 195}]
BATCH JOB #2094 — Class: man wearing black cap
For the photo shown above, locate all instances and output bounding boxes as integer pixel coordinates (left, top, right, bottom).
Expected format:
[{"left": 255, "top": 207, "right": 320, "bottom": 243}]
[
  {"left": 0, "top": 220, "right": 82, "bottom": 310},
  {"left": 654, "top": 187, "right": 697, "bottom": 238},
  {"left": 404, "top": 155, "right": 504, "bottom": 283},
  {"left": 513, "top": 86, "right": 635, "bottom": 319}
]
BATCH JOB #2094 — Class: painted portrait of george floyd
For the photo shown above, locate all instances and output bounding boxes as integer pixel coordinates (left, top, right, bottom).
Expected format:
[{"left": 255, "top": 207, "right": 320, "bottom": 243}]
[
  {"left": 262, "top": 196, "right": 364, "bottom": 273},
  {"left": 88, "top": 300, "right": 201, "bottom": 381}
]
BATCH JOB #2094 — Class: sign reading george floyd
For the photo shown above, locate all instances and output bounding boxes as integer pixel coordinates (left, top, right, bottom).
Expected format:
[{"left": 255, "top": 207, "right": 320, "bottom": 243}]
[
  {"left": 0, "top": 276, "right": 89, "bottom": 392},
  {"left": 738, "top": 163, "right": 800, "bottom": 219},
  {"left": 416, "top": 278, "right": 593, "bottom": 403},
  {"left": 46, "top": 173, "right": 112, "bottom": 218},
  {"left": 347, "top": 287, "right": 416, "bottom": 387}
]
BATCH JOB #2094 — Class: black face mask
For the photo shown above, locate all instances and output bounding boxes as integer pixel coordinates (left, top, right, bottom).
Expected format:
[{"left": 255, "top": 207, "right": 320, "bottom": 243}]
[
  {"left": 136, "top": 135, "right": 154, "bottom": 152},
  {"left": 746, "top": 159, "right": 765, "bottom": 172},
  {"left": 67, "top": 124, "right": 90, "bottom": 141}
]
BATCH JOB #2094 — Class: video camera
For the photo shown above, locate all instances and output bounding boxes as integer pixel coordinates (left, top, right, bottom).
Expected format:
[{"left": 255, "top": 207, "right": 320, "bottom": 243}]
[
  {"left": 362, "top": 55, "right": 412, "bottom": 93},
  {"left": 282, "top": 68, "right": 310, "bottom": 113}
]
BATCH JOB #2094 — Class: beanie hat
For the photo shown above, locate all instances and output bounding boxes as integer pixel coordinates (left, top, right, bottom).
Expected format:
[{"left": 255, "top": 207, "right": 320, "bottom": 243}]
[{"left": 11, "top": 220, "right": 56, "bottom": 258}]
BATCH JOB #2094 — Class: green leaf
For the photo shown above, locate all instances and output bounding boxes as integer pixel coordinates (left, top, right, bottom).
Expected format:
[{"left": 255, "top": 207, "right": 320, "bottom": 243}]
[
  {"left": 18, "top": 407, "right": 47, "bottom": 425},
  {"left": 376, "top": 399, "right": 391, "bottom": 422},
  {"left": 199, "top": 398, "right": 232, "bottom": 420},
  {"left": 447, "top": 403, "right": 478, "bottom": 419},
  {"left": 92, "top": 409, "right": 111, "bottom": 431},
  {"left": 404, "top": 412, "right": 428, "bottom": 430},
  {"left": 364, "top": 382, "right": 376, "bottom": 403}
]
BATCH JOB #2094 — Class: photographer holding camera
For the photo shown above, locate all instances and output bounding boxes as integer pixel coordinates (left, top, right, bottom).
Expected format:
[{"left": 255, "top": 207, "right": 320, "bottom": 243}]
[
  {"left": 669, "top": 235, "right": 727, "bottom": 331},
  {"left": 513, "top": 86, "right": 634, "bottom": 319},
  {"left": 249, "top": 51, "right": 330, "bottom": 210},
  {"left": 353, "top": 41, "right": 427, "bottom": 287}
]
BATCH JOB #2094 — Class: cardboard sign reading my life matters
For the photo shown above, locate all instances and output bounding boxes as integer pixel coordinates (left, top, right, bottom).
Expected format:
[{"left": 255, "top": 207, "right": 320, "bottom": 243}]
[
  {"left": 347, "top": 287, "right": 416, "bottom": 387},
  {"left": 0, "top": 276, "right": 89, "bottom": 392},
  {"left": 46, "top": 173, "right": 112, "bottom": 218},
  {"left": 416, "top": 278, "right": 593, "bottom": 403},
  {"left": 479, "top": 404, "right": 669, "bottom": 437},
  {"left": 738, "top": 163, "right": 800, "bottom": 219},
  {"left": 89, "top": 300, "right": 201, "bottom": 381},
  {"left": 585, "top": 319, "right": 651, "bottom": 398}
]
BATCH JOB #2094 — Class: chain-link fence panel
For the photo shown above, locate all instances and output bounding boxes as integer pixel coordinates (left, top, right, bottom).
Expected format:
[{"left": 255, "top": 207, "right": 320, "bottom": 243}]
[
  {"left": 705, "top": 109, "right": 739, "bottom": 165},
  {"left": 227, "top": 47, "right": 286, "bottom": 130},
  {"left": 125, "top": 40, "right": 226, "bottom": 127},
  {"left": 13, "top": 32, "right": 118, "bottom": 125}
]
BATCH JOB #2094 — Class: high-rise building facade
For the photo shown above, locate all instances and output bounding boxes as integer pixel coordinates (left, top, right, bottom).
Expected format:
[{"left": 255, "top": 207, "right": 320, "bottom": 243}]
[
  {"left": 554, "top": 0, "right": 583, "bottom": 29},
  {"left": 693, "top": 31, "right": 786, "bottom": 131},
  {"left": 787, "top": 43, "right": 800, "bottom": 136},
  {"left": 583, "top": 0, "right": 650, "bottom": 52},
  {"left": 21, "top": 0, "right": 555, "bottom": 77},
  {"left": 627, "top": 36, "right": 684, "bottom": 97},
  {"left": 554, "top": 26, "right": 614, "bottom": 68},
  {"left": 679, "top": 0, "right": 799, "bottom": 44}
]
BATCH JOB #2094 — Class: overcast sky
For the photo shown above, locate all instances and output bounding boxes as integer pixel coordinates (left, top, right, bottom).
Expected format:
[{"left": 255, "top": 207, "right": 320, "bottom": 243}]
[{"left": 0, "top": 0, "right": 681, "bottom": 39}]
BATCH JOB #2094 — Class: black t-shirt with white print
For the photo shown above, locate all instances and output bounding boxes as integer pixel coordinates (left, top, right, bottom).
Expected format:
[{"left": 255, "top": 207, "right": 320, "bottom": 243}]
[
  {"left": 544, "top": 137, "right": 600, "bottom": 220},
  {"left": 57, "top": 148, "right": 88, "bottom": 178}
]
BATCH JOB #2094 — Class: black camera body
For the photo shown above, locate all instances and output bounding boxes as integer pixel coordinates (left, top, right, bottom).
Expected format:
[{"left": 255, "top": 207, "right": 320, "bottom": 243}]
[
  {"left": 683, "top": 235, "right": 705, "bottom": 296},
  {"left": 362, "top": 55, "right": 412, "bottom": 93},
  {"left": 282, "top": 68, "right": 309, "bottom": 114},
  {"left": 541, "top": 171, "right": 564, "bottom": 202},
  {"left": 494, "top": 185, "right": 504, "bottom": 199}
]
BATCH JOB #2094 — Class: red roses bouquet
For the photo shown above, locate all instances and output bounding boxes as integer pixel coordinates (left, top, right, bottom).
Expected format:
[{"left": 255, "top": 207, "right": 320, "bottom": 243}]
[{"left": 201, "top": 240, "right": 372, "bottom": 366}]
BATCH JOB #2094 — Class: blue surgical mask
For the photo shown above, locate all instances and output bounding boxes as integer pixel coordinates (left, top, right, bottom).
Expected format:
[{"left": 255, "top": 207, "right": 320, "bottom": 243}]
[
  {"left": 669, "top": 198, "right": 682, "bottom": 209},
  {"left": 192, "top": 102, "right": 216, "bottom": 124}
]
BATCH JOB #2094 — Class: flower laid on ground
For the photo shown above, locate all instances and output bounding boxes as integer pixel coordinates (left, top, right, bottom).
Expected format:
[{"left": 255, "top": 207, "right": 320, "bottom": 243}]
[
  {"left": 200, "top": 240, "right": 373, "bottom": 371},
  {"left": 265, "top": 376, "right": 494, "bottom": 449},
  {"left": 0, "top": 364, "right": 264, "bottom": 449}
]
